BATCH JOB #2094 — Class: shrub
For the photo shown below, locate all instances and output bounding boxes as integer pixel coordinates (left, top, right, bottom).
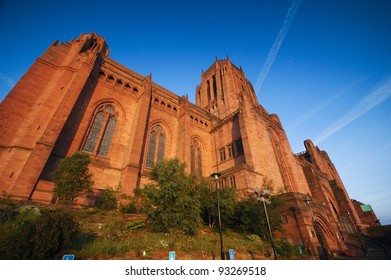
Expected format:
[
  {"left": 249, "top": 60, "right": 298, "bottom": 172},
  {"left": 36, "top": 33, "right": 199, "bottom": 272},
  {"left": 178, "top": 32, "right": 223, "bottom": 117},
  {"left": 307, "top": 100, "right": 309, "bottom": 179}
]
[
  {"left": 32, "top": 210, "right": 80, "bottom": 259},
  {"left": 0, "top": 208, "right": 79, "bottom": 259},
  {"left": 141, "top": 158, "right": 202, "bottom": 235},
  {"left": 275, "top": 238, "right": 300, "bottom": 258},
  {"left": 52, "top": 151, "right": 93, "bottom": 205},
  {"left": 0, "top": 204, "right": 17, "bottom": 223},
  {"left": 119, "top": 201, "right": 138, "bottom": 214},
  {"left": 97, "top": 188, "right": 117, "bottom": 210}
]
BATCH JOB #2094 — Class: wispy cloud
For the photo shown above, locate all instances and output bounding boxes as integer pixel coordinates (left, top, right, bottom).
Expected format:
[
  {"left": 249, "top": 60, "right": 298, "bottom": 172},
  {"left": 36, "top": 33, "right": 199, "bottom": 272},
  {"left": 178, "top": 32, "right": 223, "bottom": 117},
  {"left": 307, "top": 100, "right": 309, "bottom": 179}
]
[
  {"left": 255, "top": 0, "right": 302, "bottom": 94},
  {"left": 287, "top": 91, "right": 342, "bottom": 133},
  {"left": 314, "top": 77, "right": 391, "bottom": 144}
]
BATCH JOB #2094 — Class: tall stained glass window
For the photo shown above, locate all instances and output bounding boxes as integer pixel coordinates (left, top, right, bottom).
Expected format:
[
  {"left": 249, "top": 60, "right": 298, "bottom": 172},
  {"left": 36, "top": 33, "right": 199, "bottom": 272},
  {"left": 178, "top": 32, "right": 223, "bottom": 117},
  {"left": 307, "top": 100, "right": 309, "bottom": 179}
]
[
  {"left": 146, "top": 124, "right": 166, "bottom": 167},
  {"left": 83, "top": 104, "right": 118, "bottom": 157},
  {"left": 190, "top": 139, "right": 202, "bottom": 176}
]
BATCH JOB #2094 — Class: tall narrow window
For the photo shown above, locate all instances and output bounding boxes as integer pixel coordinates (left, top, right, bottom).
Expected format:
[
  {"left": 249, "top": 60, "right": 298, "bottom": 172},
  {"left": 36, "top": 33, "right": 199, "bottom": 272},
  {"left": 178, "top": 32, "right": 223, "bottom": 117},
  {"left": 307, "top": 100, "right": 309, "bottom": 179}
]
[
  {"left": 146, "top": 132, "right": 156, "bottom": 167},
  {"left": 83, "top": 104, "right": 118, "bottom": 156},
  {"left": 235, "top": 139, "right": 244, "bottom": 156},
  {"left": 227, "top": 143, "right": 235, "bottom": 158},
  {"left": 190, "top": 139, "right": 202, "bottom": 176},
  {"left": 213, "top": 75, "right": 217, "bottom": 99},
  {"left": 207, "top": 81, "right": 211, "bottom": 102},
  {"left": 146, "top": 124, "right": 166, "bottom": 168},
  {"left": 98, "top": 116, "right": 117, "bottom": 156},
  {"left": 220, "top": 69, "right": 225, "bottom": 100},
  {"left": 197, "top": 147, "right": 202, "bottom": 175},
  {"left": 219, "top": 148, "right": 226, "bottom": 162},
  {"left": 157, "top": 135, "right": 165, "bottom": 163},
  {"left": 83, "top": 112, "right": 105, "bottom": 153}
]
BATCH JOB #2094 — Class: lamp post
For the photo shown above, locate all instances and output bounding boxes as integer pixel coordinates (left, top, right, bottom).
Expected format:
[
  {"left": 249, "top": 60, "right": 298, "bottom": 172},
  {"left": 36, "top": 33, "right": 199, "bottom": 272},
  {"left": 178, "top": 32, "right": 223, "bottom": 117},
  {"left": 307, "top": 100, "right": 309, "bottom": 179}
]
[
  {"left": 211, "top": 172, "right": 225, "bottom": 260},
  {"left": 304, "top": 197, "right": 328, "bottom": 259},
  {"left": 254, "top": 188, "right": 277, "bottom": 260}
]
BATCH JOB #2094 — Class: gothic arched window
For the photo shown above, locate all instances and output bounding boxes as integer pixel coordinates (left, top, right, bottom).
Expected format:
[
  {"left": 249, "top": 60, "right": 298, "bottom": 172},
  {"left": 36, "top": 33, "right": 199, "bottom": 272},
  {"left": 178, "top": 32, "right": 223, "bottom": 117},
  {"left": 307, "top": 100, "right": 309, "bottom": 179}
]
[
  {"left": 212, "top": 75, "right": 217, "bottom": 99},
  {"left": 146, "top": 124, "right": 166, "bottom": 167},
  {"left": 83, "top": 104, "right": 118, "bottom": 156},
  {"left": 207, "top": 81, "right": 211, "bottom": 102},
  {"left": 190, "top": 139, "right": 202, "bottom": 176}
]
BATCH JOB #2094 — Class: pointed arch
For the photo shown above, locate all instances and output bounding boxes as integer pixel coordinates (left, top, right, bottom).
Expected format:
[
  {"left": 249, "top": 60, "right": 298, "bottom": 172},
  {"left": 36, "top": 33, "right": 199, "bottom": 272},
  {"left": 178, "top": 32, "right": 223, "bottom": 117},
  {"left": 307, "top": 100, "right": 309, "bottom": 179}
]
[
  {"left": 82, "top": 104, "right": 118, "bottom": 157},
  {"left": 146, "top": 123, "right": 167, "bottom": 168},
  {"left": 190, "top": 138, "right": 203, "bottom": 176}
]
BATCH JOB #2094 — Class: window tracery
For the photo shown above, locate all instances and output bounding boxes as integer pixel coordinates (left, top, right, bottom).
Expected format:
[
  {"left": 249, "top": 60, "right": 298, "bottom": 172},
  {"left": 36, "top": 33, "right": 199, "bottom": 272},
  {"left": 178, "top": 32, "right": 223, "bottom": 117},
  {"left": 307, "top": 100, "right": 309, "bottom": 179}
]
[{"left": 82, "top": 104, "right": 118, "bottom": 157}]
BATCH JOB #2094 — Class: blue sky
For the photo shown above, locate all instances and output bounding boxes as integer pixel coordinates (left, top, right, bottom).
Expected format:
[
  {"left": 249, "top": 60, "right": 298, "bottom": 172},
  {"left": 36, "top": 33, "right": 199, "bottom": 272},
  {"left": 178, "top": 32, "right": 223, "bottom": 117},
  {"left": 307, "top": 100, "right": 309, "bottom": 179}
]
[{"left": 0, "top": 0, "right": 390, "bottom": 224}]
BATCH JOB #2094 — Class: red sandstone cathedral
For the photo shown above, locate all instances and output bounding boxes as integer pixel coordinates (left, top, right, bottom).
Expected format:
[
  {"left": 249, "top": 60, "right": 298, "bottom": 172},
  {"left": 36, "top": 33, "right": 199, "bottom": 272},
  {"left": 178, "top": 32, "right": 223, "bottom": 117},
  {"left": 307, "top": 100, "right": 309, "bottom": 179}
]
[{"left": 0, "top": 33, "right": 380, "bottom": 258}]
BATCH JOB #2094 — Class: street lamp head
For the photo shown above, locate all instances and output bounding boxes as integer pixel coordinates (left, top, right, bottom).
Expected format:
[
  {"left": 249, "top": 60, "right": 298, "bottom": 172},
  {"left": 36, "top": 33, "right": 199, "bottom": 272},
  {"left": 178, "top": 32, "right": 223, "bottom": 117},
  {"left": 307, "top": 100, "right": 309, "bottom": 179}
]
[
  {"left": 254, "top": 187, "right": 270, "bottom": 197},
  {"left": 262, "top": 189, "right": 271, "bottom": 197},
  {"left": 210, "top": 172, "right": 221, "bottom": 180},
  {"left": 254, "top": 188, "right": 271, "bottom": 203}
]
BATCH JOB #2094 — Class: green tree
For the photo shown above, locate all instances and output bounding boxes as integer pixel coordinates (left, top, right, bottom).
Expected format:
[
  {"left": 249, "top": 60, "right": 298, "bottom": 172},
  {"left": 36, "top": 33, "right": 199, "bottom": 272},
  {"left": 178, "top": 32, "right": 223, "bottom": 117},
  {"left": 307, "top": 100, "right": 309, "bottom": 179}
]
[
  {"left": 141, "top": 158, "right": 202, "bottom": 235},
  {"left": 52, "top": 151, "right": 93, "bottom": 205},
  {"left": 232, "top": 195, "right": 283, "bottom": 239},
  {"left": 198, "top": 181, "right": 236, "bottom": 228},
  {"left": 230, "top": 174, "right": 283, "bottom": 238}
]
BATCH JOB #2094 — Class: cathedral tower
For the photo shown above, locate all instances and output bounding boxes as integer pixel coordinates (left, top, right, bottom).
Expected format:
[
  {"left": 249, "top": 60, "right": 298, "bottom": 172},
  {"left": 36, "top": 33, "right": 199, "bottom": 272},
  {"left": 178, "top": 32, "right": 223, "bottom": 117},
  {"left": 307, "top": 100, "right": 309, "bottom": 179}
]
[{"left": 195, "top": 56, "right": 258, "bottom": 119}]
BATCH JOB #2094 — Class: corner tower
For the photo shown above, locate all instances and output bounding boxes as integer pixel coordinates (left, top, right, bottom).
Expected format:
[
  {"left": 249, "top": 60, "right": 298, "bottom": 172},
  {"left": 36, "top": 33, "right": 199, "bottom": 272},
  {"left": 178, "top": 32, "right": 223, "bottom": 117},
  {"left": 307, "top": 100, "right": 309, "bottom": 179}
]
[
  {"left": 0, "top": 33, "right": 109, "bottom": 200},
  {"left": 195, "top": 56, "right": 258, "bottom": 118}
]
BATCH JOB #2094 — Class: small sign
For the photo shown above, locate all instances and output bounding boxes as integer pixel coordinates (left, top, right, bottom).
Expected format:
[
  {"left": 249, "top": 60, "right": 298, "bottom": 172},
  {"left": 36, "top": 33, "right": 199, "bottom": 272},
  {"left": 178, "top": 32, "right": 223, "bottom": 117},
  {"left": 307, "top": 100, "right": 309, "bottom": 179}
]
[
  {"left": 169, "top": 251, "right": 175, "bottom": 260},
  {"left": 229, "top": 249, "right": 234, "bottom": 260},
  {"left": 298, "top": 246, "right": 303, "bottom": 255},
  {"left": 63, "top": 254, "right": 75, "bottom": 260}
]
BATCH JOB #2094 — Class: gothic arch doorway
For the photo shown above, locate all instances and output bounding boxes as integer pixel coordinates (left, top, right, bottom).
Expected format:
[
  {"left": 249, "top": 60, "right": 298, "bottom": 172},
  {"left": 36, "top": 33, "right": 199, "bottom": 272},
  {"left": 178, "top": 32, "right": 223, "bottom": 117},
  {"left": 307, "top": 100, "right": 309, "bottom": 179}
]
[{"left": 313, "top": 216, "right": 339, "bottom": 259}]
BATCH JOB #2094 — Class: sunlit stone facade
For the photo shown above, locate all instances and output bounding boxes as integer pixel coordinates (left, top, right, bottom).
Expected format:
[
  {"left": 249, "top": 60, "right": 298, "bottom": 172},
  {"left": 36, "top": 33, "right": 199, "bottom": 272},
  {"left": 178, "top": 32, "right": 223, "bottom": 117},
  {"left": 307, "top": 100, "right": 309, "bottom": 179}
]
[{"left": 0, "top": 33, "right": 372, "bottom": 258}]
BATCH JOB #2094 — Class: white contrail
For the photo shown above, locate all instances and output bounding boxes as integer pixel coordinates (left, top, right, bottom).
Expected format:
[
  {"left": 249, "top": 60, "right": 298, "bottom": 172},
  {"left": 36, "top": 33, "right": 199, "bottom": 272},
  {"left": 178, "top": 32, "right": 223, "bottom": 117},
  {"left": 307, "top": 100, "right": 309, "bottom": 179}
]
[
  {"left": 341, "top": 141, "right": 391, "bottom": 170},
  {"left": 314, "top": 77, "right": 391, "bottom": 144},
  {"left": 255, "top": 0, "right": 302, "bottom": 95},
  {"left": 287, "top": 75, "right": 372, "bottom": 132}
]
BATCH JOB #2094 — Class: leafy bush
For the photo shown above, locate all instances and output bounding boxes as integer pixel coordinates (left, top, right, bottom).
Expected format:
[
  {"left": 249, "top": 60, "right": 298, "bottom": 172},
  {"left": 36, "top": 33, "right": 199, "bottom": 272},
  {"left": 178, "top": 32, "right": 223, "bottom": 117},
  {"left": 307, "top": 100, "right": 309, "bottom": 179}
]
[
  {"left": 119, "top": 201, "right": 138, "bottom": 214},
  {"left": 32, "top": 211, "right": 79, "bottom": 259},
  {"left": 141, "top": 158, "right": 202, "bottom": 235},
  {"left": 0, "top": 208, "right": 79, "bottom": 259},
  {"left": 231, "top": 195, "right": 283, "bottom": 239},
  {"left": 0, "top": 204, "right": 17, "bottom": 223},
  {"left": 198, "top": 181, "right": 236, "bottom": 228},
  {"left": 52, "top": 151, "right": 93, "bottom": 205},
  {"left": 275, "top": 238, "right": 300, "bottom": 258},
  {"left": 97, "top": 188, "right": 117, "bottom": 210}
]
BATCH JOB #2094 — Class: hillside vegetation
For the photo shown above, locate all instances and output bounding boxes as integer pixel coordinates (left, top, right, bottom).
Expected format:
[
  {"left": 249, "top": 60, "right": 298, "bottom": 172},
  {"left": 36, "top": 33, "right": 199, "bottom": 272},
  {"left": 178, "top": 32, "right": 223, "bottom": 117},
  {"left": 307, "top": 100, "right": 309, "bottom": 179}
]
[
  {"left": 0, "top": 199, "right": 301, "bottom": 260},
  {"left": 0, "top": 157, "right": 303, "bottom": 260}
]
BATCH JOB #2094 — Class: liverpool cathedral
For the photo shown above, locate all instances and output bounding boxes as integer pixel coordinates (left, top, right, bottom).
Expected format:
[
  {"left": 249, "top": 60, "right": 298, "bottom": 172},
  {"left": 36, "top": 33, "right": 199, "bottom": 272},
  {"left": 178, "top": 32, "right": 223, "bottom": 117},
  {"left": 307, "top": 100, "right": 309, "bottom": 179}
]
[{"left": 0, "top": 33, "right": 381, "bottom": 258}]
